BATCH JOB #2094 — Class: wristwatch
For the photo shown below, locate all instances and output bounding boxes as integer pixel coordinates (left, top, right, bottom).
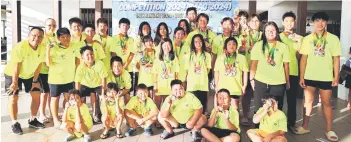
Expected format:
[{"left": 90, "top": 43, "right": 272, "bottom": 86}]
[{"left": 33, "top": 80, "right": 39, "bottom": 83}]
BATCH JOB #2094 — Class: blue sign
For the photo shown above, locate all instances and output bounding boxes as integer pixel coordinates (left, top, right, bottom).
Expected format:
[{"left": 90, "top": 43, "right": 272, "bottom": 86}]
[{"left": 112, "top": 0, "right": 238, "bottom": 37}]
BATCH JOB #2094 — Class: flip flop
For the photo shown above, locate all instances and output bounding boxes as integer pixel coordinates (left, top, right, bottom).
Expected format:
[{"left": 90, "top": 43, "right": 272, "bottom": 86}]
[
  {"left": 190, "top": 131, "right": 202, "bottom": 140},
  {"left": 294, "top": 126, "right": 310, "bottom": 135},
  {"left": 160, "top": 130, "right": 174, "bottom": 139},
  {"left": 325, "top": 131, "right": 338, "bottom": 142},
  {"left": 100, "top": 132, "right": 110, "bottom": 139}
]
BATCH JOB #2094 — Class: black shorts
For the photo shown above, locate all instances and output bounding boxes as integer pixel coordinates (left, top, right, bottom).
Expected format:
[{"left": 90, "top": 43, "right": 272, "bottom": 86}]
[
  {"left": 5, "top": 74, "right": 35, "bottom": 95},
  {"left": 304, "top": 79, "right": 332, "bottom": 90},
  {"left": 345, "top": 75, "right": 351, "bottom": 89},
  {"left": 208, "top": 69, "right": 213, "bottom": 81},
  {"left": 49, "top": 82, "right": 74, "bottom": 97},
  {"left": 230, "top": 95, "right": 241, "bottom": 99},
  {"left": 39, "top": 74, "right": 50, "bottom": 93},
  {"left": 80, "top": 85, "right": 102, "bottom": 97},
  {"left": 147, "top": 86, "right": 154, "bottom": 91},
  {"left": 203, "top": 127, "right": 239, "bottom": 138}
]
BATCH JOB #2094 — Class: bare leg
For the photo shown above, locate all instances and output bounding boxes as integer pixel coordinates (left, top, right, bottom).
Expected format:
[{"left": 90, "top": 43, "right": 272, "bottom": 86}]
[
  {"left": 9, "top": 95, "right": 19, "bottom": 121},
  {"left": 101, "top": 114, "right": 110, "bottom": 135},
  {"left": 320, "top": 89, "right": 333, "bottom": 132},
  {"left": 50, "top": 96, "right": 60, "bottom": 125},
  {"left": 200, "top": 128, "right": 221, "bottom": 142},
  {"left": 62, "top": 120, "right": 75, "bottom": 135},
  {"left": 302, "top": 86, "right": 316, "bottom": 129},
  {"left": 114, "top": 112, "right": 124, "bottom": 134},
  {"left": 90, "top": 93, "right": 96, "bottom": 116},
  {"left": 30, "top": 91, "right": 41, "bottom": 119},
  {"left": 39, "top": 92, "right": 49, "bottom": 120},
  {"left": 271, "top": 136, "right": 288, "bottom": 142},
  {"left": 221, "top": 133, "right": 240, "bottom": 142},
  {"left": 157, "top": 113, "right": 179, "bottom": 134},
  {"left": 188, "top": 115, "right": 207, "bottom": 132},
  {"left": 247, "top": 130, "right": 263, "bottom": 142},
  {"left": 125, "top": 111, "right": 141, "bottom": 129}
]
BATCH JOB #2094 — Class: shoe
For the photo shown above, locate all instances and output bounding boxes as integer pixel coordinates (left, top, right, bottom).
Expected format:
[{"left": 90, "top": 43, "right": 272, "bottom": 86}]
[
  {"left": 63, "top": 134, "right": 76, "bottom": 142},
  {"left": 83, "top": 135, "right": 92, "bottom": 142},
  {"left": 124, "top": 128, "right": 136, "bottom": 137},
  {"left": 144, "top": 127, "right": 153, "bottom": 136},
  {"left": 28, "top": 118, "right": 45, "bottom": 129},
  {"left": 11, "top": 122, "right": 23, "bottom": 135}
]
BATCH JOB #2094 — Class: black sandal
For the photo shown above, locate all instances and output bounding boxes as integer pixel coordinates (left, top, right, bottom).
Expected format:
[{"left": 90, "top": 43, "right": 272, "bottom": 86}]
[
  {"left": 100, "top": 132, "right": 110, "bottom": 139},
  {"left": 190, "top": 131, "right": 202, "bottom": 140},
  {"left": 160, "top": 130, "right": 174, "bottom": 139},
  {"left": 115, "top": 130, "right": 124, "bottom": 138}
]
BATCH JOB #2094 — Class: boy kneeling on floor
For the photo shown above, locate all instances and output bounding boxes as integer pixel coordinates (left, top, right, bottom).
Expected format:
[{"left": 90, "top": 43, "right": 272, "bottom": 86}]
[
  {"left": 201, "top": 88, "right": 241, "bottom": 142},
  {"left": 100, "top": 83, "right": 125, "bottom": 139},
  {"left": 61, "top": 89, "right": 93, "bottom": 142},
  {"left": 158, "top": 79, "right": 207, "bottom": 140},
  {"left": 124, "top": 83, "right": 159, "bottom": 137},
  {"left": 247, "top": 97, "right": 287, "bottom": 142}
]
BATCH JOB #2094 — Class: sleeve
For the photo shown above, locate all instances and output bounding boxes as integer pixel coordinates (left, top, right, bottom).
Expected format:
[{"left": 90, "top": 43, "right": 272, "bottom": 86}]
[
  {"left": 209, "top": 31, "right": 216, "bottom": 44},
  {"left": 250, "top": 42, "right": 261, "bottom": 60},
  {"left": 279, "top": 112, "right": 288, "bottom": 132},
  {"left": 191, "top": 93, "right": 203, "bottom": 110},
  {"left": 331, "top": 37, "right": 341, "bottom": 56},
  {"left": 185, "top": 32, "right": 193, "bottom": 47},
  {"left": 253, "top": 107, "right": 264, "bottom": 118},
  {"left": 147, "top": 98, "right": 158, "bottom": 110},
  {"left": 240, "top": 55, "right": 249, "bottom": 72},
  {"left": 174, "top": 58, "right": 180, "bottom": 73},
  {"left": 74, "top": 65, "right": 84, "bottom": 83},
  {"left": 124, "top": 71, "right": 132, "bottom": 89},
  {"left": 214, "top": 55, "right": 221, "bottom": 71},
  {"left": 230, "top": 109, "right": 240, "bottom": 133},
  {"left": 282, "top": 44, "right": 290, "bottom": 63},
  {"left": 206, "top": 53, "right": 212, "bottom": 69},
  {"left": 299, "top": 36, "right": 310, "bottom": 55},
  {"left": 11, "top": 43, "right": 23, "bottom": 63},
  {"left": 125, "top": 97, "right": 135, "bottom": 111}
]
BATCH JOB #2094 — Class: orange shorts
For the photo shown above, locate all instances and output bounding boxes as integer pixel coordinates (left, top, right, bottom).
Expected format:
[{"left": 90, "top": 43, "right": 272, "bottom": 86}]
[{"left": 248, "top": 129, "right": 287, "bottom": 140}]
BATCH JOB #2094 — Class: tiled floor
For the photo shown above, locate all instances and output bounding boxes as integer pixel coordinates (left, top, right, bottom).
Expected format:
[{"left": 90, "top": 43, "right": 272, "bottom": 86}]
[{"left": 1, "top": 89, "right": 351, "bottom": 142}]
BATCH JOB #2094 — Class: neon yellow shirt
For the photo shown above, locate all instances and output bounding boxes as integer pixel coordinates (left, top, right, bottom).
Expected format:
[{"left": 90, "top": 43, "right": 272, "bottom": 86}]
[
  {"left": 251, "top": 41, "right": 290, "bottom": 85},
  {"left": 214, "top": 54, "right": 248, "bottom": 95},
  {"left": 152, "top": 57, "right": 180, "bottom": 95},
  {"left": 211, "top": 34, "right": 230, "bottom": 55},
  {"left": 47, "top": 43, "right": 79, "bottom": 84},
  {"left": 4, "top": 40, "right": 46, "bottom": 79},
  {"left": 67, "top": 104, "right": 93, "bottom": 137},
  {"left": 210, "top": 107, "right": 240, "bottom": 133},
  {"left": 135, "top": 48, "right": 156, "bottom": 87},
  {"left": 75, "top": 41, "right": 106, "bottom": 62},
  {"left": 93, "top": 35, "right": 113, "bottom": 71},
  {"left": 280, "top": 33, "right": 300, "bottom": 76},
  {"left": 185, "top": 29, "right": 216, "bottom": 48},
  {"left": 172, "top": 39, "right": 191, "bottom": 82},
  {"left": 236, "top": 31, "right": 262, "bottom": 67},
  {"left": 300, "top": 32, "right": 341, "bottom": 81},
  {"left": 75, "top": 60, "right": 108, "bottom": 88},
  {"left": 110, "top": 34, "right": 135, "bottom": 72},
  {"left": 70, "top": 34, "right": 86, "bottom": 45},
  {"left": 185, "top": 52, "right": 211, "bottom": 91},
  {"left": 107, "top": 69, "right": 132, "bottom": 90},
  {"left": 254, "top": 107, "right": 287, "bottom": 133},
  {"left": 125, "top": 96, "right": 158, "bottom": 116},
  {"left": 40, "top": 33, "right": 58, "bottom": 74},
  {"left": 101, "top": 99, "right": 124, "bottom": 122},
  {"left": 161, "top": 92, "right": 202, "bottom": 124}
]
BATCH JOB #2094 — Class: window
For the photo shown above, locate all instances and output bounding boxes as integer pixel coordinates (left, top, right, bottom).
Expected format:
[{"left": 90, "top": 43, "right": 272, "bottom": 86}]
[{"left": 80, "top": 8, "right": 112, "bottom": 35}]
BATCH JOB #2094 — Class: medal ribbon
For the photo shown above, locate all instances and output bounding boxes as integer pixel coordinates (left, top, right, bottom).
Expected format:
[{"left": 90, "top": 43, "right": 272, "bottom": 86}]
[{"left": 312, "top": 30, "right": 327, "bottom": 50}]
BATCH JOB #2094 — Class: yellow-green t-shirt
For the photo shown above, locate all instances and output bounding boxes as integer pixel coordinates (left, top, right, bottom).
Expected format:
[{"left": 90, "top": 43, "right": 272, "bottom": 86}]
[
  {"left": 173, "top": 41, "right": 191, "bottom": 82},
  {"left": 125, "top": 96, "right": 158, "bottom": 116},
  {"left": 299, "top": 32, "right": 341, "bottom": 81},
  {"left": 161, "top": 92, "right": 202, "bottom": 124},
  {"left": 70, "top": 34, "right": 86, "bottom": 45},
  {"left": 280, "top": 33, "right": 300, "bottom": 76},
  {"left": 254, "top": 107, "right": 287, "bottom": 133},
  {"left": 75, "top": 60, "right": 108, "bottom": 88},
  {"left": 67, "top": 104, "right": 93, "bottom": 137},
  {"left": 110, "top": 35, "right": 135, "bottom": 72},
  {"left": 236, "top": 32, "right": 262, "bottom": 67},
  {"left": 47, "top": 43, "right": 78, "bottom": 84},
  {"left": 40, "top": 33, "right": 58, "bottom": 74},
  {"left": 135, "top": 49, "right": 156, "bottom": 87},
  {"left": 93, "top": 35, "right": 113, "bottom": 71},
  {"left": 185, "top": 52, "right": 212, "bottom": 91},
  {"left": 4, "top": 40, "right": 46, "bottom": 79},
  {"left": 251, "top": 41, "right": 290, "bottom": 85},
  {"left": 101, "top": 99, "right": 124, "bottom": 121},
  {"left": 107, "top": 69, "right": 132, "bottom": 90},
  {"left": 210, "top": 107, "right": 240, "bottom": 133},
  {"left": 185, "top": 29, "right": 216, "bottom": 49},
  {"left": 152, "top": 57, "right": 180, "bottom": 95},
  {"left": 214, "top": 54, "right": 249, "bottom": 95},
  {"left": 75, "top": 41, "right": 106, "bottom": 62},
  {"left": 211, "top": 35, "right": 230, "bottom": 55},
  {"left": 132, "top": 36, "right": 145, "bottom": 73}
]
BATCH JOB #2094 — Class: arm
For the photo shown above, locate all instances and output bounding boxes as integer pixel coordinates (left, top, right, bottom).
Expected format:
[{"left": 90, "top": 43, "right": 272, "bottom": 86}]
[
  {"left": 75, "top": 106, "right": 83, "bottom": 123},
  {"left": 211, "top": 54, "right": 217, "bottom": 71},
  {"left": 284, "top": 62, "right": 290, "bottom": 88},
  {"left": 242, "top": 71, "right": 248, "bottom": 90},
  {"left": 252, "top": 109, "right": 267, "bottom": 124},
  {"left": 332, "top": 56, "right": 340, "bottom": 86},
  {"left": 299, "top": 55, "right": 307, "bottom": 87},
  {"left": 250, "top": 60, "right": 258, "bottom": 90},
  {"left": 214, "top": 71, "right": 219, "bottom": 92},
  {"left": 62, "top": 106, "right": 69, "bottom": 122},
  {"left": 75, "top": 58, "right": 80, "bottom": 69},
  {"left": 101, "top": 78, "right": 106, "bottom": 96},
  {"left": 75, "top": 82, "right": 81, "bottom": 90},
  {"left": 141, "top": 108, "right": 159, "bottom": 122},
  {"left": 187, "top": 107, "right": 203, "bottom": 125},
  {"left": 33, "top": 63, "right": 42, "bottom": 81},
  {"left": 124, "top": 53, "right": 135, "bottom": 69},
  {"left": 45, "top": 47, "right": 52, "bottom": 66},
  {"left": 115, "top": 98, "right": 123, "bottom": 115},
  {"left": 160, "top": 100, "right": 172, "bottom": 118},
  {"left": 207, "top": 111, "right": 217, "bottom": 127},
  {"left": 225, "top": 118, "right": 238, "bottom": 131}
]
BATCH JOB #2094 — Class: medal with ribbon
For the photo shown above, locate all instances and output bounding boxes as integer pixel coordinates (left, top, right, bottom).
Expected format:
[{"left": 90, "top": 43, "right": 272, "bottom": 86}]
[
  {"left": 265, "top": 42, "right": 277, "bottom": 66},
  {"left": 161, "top": 57, "right": 172, "bottom": 79},
  {"left": 312, "top": 31, "right": 327, "bottom": 57},
  {"left": 119, "top": 34, "right": 128, "bottom": 55},
  {"left": 238, "top": 34, "right": 248, "bottom": 55},
  {"left": 192, "top": 53, "right": 204, "bottom": 74},
  {"left": 224, "top": 53, "right": 237, "bottom": 76}
]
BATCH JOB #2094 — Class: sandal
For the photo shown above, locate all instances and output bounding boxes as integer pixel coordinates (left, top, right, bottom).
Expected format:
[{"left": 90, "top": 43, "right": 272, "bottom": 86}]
[
  {"left": 124, "top": 128, "right": 135, "bottom": 137},
  {"left": 116, "top": 133, "right": 124, "bottom": 138},
  {"left": 294, "top": 126, "right": 310, "bottom": 135},
  {"left": 144, "top": 127, "right": 153, "bottom": 136},
  {"left": 325, "top": 131, "right": 338, "bottom": 142},
  {"left": 240, "top": 117, "right": 250, "bottom": 126},
  {"left": 190, "top": 131, "right": 202, "bottom": 140},
  {"left": 100, "top": 132, "right": 110, "bottom": 139},
  {"left": 93, "top": 116, "right": 101, "bottom": 123},
  {"left": 63, "top": 134, "right": 76, "bottom": 142},
  {"left": 160, "top": 130, "right": 174, "bottom": 139}
]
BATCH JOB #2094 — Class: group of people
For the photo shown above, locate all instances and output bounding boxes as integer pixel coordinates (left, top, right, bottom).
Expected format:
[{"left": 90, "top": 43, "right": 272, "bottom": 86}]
[{"left": 4, "top": 6, "right": 343, "bottom": 142}]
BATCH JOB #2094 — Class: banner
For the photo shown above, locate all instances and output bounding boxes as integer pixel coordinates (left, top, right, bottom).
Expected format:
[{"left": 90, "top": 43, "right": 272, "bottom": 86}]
[{"left": 112, "top": 0, "right": 238, "bottom": 37}]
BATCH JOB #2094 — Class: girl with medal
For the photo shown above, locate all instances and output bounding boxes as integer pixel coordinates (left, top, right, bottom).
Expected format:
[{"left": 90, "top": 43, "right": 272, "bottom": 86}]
[
  {"left": 39, "top": 18, "right": 57, "bottom": 123},
  {"left": 250, "top": 22, "right": 290, "bottom": 121},
  {"left": 154, "top": 22, "right": 170, "bottom": 55},
  {"left": 133, "top": 22, "right": 152, "bottom": 73},
  {"left": 237, "top": 11, "right": 250, "bottom": 55},
  {"left": 136, "top": 35, "right": 156, "bottom": 98},
  {"left": 184, "top": 34, "right": 211, "bottom": 114},
  {"left": 173, "top": 27, "right": 189, "bottom": 83},
  {"left": 297, "top": 12, "right": 340, "bottom": 142},
  {"left": 178, "top": 19, "right": 191, "bottom": 38},
  {"left": 152, "top": 38, "right": 179, "bottom": 109},
  {"left": 214, "top": 37, "right": 248, "bottom": 110}
]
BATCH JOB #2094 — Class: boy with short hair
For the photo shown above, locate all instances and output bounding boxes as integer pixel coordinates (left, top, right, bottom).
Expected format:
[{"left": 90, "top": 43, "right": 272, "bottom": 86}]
[
  {"left": 61, "top": 89, "right": 93, "bottom": 142},
  {"left": 69, "top": 17, "right": 86, "bottom": 44},
  {"left": 186, "top": 7, "right": 198, "bottom": 31},
  {"left": 93, "top": 17, "right": 113, "bottom": 71},
  {"left": 125, "top": 83, "right": 159, "bottom": 137}
]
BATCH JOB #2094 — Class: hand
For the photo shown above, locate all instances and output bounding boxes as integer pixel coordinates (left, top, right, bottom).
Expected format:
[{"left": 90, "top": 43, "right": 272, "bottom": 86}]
[
  {"left": 123, "top": 63, "right": 128, "bottom": 69},
  {"left": 6, "top": 83, "right": 18, "bottom": 95},
  {"left": 262, "top": 134, "right": 274, "bottom": 142},
  {"left": 136, "top": 118, "right": 144, "bottom": 125},
  {"left": 286, "top": 82, "right": 291, "bottom": 90},
  {"left": 263, "top": 103, "right": 270, "bottom": 112},
  {"left": 223, "top": 110, "right": 230, "bottom": 120},
  {"left": 153, "top": 85, "right": 158, "bottom": 93},
  {"left": 299, "top": 79, "right": 306, "bottom": 88},
  {"left": 250, "top": 80, "right": 255, "bottom": 91},
  {"left": 215, "top": 85, "right": 219, "bottom": 93},
  {"left": 332, "top": 78, "right": 339, "bottom": 87},
  {"left": 31, "top": 82, "right": 40, "bottom": 90},
  {"left": 241, "top": 85, "right": 247, "bottom": 95},
  {"left": 136, "top": 63, "right": 141, "bottom": 69}
]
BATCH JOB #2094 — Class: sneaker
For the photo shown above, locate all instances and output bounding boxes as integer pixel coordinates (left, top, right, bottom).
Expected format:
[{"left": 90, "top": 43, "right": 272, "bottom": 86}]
[
  {"left": 124, "top": 128, "right": 136, "bottom": 137},
  {"left": 11, "top": 122, "right": 23, "bottom": 135},
  {"left": 63, "top": 134, "right": 76, "bottom": 142},
  {"left": 144, "top": 127, "right": 153, "bottom": 136},
  {"left": 83, "top": 135, "right": 92, "bottom": 142},
  {"left": 28, "top": 118, "right": 45, "bottom": 129}
]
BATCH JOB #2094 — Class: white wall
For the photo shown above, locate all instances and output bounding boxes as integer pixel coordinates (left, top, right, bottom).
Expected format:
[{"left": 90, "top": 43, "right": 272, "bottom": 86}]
[{"left": 268, "top": 1, "right": 298, "bottom": 29}]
